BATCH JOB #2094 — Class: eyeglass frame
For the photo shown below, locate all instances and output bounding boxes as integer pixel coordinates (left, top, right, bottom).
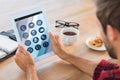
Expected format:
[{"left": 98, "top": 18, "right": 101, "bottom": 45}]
[{"left": 55, "top": 20, "right": 80, "bottom": 29}]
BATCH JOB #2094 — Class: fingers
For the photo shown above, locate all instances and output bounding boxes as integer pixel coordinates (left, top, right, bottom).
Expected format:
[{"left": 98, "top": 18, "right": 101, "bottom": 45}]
[
  {"left": 56, "top": 35, "right": 64, "bottom": 48},
  {"left": 18, "top": 44, "right": 30, "bottom": 56},
  {"left": 15, "top": 49, "right": 26, "bottom": 58},
  {"left": 15, "top": 47, "right": 33, "bottom": 64},
  {"left": 49, "top": 32, "right": 64, "bottom": 51},
  {"left": 49, "top": 32, "right": 57, "bottom": 45},
  {"left": 15, "top": 48, "right": 21, "bottom": 57},
  {"left": 54, "top": 35, "right": 64, "bottom": 51}
]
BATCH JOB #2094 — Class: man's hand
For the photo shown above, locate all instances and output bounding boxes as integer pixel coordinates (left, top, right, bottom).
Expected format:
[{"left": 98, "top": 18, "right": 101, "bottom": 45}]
[
  {"left": 49, "top": 32, "right": 97, "bottom": 76},
  {"left": 15, "top": 45, "right": 38, "bottom": 80},
  {"left": 15, "top": 44, "right": 35, "bottom": 72},
  {"left": 49, "top": 32, "right": 70, "bottom": 60}
]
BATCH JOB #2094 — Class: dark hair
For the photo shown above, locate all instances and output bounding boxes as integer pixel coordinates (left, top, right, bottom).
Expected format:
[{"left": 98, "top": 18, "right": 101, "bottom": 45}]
[{"left": 95, "top": 0, "right": 120, "bottom": 34}]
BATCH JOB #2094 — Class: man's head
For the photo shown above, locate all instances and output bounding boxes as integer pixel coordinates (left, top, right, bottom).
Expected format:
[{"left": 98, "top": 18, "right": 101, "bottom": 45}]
[{"left": 95, "top": 0, "right": 120, "bottom": 59}]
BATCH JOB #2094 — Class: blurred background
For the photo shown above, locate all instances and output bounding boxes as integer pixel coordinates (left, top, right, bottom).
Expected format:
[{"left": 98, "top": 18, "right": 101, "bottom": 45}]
[{"left": 0, "top": 0, "right": 94, "bottom": 32}]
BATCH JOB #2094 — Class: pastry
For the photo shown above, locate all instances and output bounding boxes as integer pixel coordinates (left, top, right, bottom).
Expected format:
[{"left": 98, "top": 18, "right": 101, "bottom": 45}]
[{"left": 89, "top": 36, "right": 103, "bottom": 47}]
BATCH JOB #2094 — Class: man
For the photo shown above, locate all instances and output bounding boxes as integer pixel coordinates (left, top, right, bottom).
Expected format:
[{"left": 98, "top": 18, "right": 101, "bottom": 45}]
[{"left": 15, "top": 0, "right": 120, "bottom": 80}]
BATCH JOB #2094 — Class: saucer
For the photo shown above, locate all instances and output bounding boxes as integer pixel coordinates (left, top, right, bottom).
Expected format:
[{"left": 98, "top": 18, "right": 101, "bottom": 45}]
[{"left": 85, "top": 36, "right": 106, "bottom": 51}]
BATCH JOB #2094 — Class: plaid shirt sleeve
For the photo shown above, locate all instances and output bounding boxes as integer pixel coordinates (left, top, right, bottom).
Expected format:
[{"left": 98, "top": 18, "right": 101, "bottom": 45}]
[{"left": 93, "top": 60, "right": 120, "bottom": 80}]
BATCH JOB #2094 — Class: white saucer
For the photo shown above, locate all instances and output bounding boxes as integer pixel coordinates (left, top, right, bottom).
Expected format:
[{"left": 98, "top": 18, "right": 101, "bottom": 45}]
[{"left": 85, "top": 36, "right": 106, "bottom": 51}]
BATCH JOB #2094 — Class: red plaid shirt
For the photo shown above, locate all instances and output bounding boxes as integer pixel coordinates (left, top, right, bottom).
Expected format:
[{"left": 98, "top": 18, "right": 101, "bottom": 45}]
[{"left": 93, "top": 60, "right": 120, "bottom": 80}]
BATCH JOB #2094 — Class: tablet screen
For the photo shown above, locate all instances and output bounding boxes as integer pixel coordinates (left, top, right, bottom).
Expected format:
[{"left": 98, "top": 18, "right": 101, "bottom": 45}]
[{"left": 14, "top": 11, "right": 53, "bottom": 59}]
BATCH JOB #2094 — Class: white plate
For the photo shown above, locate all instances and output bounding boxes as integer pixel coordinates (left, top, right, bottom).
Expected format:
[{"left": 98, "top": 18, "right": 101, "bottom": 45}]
[{"left": 85, "top": 36, "right": 106, "bottom": 51}]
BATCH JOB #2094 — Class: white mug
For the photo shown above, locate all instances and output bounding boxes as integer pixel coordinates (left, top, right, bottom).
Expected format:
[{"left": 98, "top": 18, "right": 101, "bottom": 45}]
[{"left": 60, "top": 27, "right": 79, "bottom": 46}]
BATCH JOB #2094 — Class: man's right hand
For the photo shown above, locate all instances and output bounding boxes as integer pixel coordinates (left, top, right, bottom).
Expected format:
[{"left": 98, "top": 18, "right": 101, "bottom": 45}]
[
  {"left": 49, "top": 32, "right": 97, "bottom": 76},
  {"left": 49, "top": 32, "right": 70, "bottom": 60}
]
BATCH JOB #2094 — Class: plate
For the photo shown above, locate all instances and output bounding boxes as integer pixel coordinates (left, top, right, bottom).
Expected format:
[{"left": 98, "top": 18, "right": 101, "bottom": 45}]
[{"left": 85, "top": 36, "right": 106, "bottom": 51}]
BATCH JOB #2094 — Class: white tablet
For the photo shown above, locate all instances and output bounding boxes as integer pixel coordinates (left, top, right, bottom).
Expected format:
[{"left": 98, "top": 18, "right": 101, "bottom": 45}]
[{"left": 12, "top": 8, "right": 54, "bottom": 61}]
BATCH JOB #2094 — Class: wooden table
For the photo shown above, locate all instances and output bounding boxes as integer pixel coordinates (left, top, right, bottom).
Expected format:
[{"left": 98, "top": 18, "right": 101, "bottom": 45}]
[{"left": 0, "top": 0, "right": 112, "bottom": 80}]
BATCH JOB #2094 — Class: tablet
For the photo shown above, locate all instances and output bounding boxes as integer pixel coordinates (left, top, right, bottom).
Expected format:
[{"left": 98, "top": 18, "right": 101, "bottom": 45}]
[{"left": 12, "top": 8, "right": 54, "bottom": 60}]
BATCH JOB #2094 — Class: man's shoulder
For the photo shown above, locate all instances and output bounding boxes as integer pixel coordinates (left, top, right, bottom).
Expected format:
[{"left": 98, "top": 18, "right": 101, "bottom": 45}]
[{"left": 93, "top": 59, "right": 120, "bottom": 80}]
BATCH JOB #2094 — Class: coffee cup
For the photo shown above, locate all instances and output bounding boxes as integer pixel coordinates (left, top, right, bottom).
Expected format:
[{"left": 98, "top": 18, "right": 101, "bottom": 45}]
[{"left": 60, "top": 27, "right": 79, "bottom": 46}]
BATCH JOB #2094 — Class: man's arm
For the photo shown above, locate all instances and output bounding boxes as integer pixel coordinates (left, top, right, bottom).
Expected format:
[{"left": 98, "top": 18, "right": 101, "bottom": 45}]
[
  {"left": 15, "top": 45, "right": 38, "bottom": 80},
  {"left": 64, "top": 53, "right": 98, "bottom": 76},
  {"left": 26, "top": 66, "right": 38, "bottom": 80},
  {"left": 49, "top": 32, "right": 99, "bottom": 76}
]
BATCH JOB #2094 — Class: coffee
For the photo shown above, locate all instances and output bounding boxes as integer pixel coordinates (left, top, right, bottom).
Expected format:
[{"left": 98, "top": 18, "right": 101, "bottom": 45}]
[
  {"left": 63, "top": 32, "right": 76, "bottom": 36},
  {"left": 61, "top": 27, "right": 79, "bottom": 46}
]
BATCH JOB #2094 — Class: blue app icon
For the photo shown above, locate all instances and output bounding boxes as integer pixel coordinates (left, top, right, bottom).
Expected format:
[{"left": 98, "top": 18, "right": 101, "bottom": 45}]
[
  {"left": 33, "top": 37, "right": 39, "bottom": 43},
  {"left": 43, "top": 41, "right": 49, "bottom": 47},
  {"left": 27, "top": 47, "right": 33, "bottom": 53},
  {"left": 23, "top": 32, "right": 29, "bottom": 39},
  {"left": 31, "top": 30, "right": 37, "bottom": 36},
  {"left": 35, "top": 44, "right": 41, "bottom": 50},
  {"left": 29, "top": 22, "right": 35, "bottom": 28},
  {"left": 25, "top": 40, "right": 31, "bottom": 46},
  {"left": 36, "top": 20, "right": 43, "bottom": 26},
  {"left": 41, "top": 34, "right": 47, "bottom": 40},
  {"left": 20, "top": 25, "right": 26, "bottom": 31},
  {"left": 39, "top": 27, "right": 45, "bottom": 33}
]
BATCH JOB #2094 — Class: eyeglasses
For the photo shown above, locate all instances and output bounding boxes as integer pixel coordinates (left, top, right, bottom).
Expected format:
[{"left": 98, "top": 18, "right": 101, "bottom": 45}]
[{"left": 55, "top": 20, "right": 79, "bottom": 29}]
